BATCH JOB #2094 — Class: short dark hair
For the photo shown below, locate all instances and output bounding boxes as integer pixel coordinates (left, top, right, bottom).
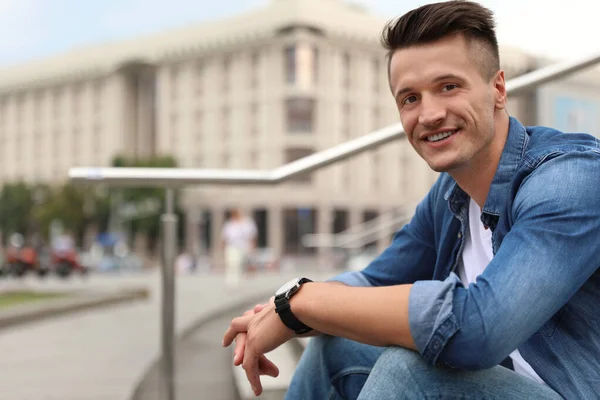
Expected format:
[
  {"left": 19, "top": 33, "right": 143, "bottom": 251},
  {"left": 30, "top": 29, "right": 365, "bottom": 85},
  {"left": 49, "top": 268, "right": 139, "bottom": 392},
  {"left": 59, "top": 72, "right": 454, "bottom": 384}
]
[{"left": 381, "top": 0, "right": 500, "bottom": 80}]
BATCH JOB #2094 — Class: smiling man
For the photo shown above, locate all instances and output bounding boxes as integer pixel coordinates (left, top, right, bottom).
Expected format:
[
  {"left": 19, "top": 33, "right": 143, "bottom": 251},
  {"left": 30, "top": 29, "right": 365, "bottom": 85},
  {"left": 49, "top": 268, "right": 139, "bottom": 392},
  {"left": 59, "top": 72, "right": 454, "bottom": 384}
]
[{"left": 222, "top": 1, "right": 600, "bottom": 399}]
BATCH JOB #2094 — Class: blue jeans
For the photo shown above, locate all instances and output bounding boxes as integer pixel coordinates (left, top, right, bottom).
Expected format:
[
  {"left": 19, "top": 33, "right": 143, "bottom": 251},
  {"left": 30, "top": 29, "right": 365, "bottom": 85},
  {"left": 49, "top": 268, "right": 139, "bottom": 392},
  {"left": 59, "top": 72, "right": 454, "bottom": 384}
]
[{"left": 286, "top": 336, "right": 563, "bottom": 400}]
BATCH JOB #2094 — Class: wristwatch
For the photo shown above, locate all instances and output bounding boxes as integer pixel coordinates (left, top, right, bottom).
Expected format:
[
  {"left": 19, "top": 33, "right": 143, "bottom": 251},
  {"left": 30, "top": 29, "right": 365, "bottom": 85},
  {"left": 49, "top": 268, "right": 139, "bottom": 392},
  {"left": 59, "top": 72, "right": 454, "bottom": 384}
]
[{"left": 274, "top": 277, "right": 313, "bottom": 334}]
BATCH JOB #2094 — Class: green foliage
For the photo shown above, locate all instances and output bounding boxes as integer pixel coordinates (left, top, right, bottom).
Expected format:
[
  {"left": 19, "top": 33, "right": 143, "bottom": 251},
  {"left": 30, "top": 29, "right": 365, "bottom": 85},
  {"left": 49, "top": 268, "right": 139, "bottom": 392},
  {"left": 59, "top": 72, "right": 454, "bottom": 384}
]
[
  {"left": 109, "top": 154, "right": 181, "bottom": 248},
  {"left": 0, "top": 154, "right": 179, "bottom": 248},
  {"left": 33, "top": 183, "right": 93, "bottom": 240},
  {"left": 0, "top": 182, "right": 35, "bottom": 238}
]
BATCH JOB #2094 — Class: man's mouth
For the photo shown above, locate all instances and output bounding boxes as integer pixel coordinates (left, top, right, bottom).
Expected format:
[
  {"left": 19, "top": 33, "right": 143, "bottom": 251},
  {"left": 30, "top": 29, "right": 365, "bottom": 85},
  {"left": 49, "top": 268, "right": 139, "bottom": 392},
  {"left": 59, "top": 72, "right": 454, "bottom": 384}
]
[{"left": 426, "top": 129, "right": 458, "bottom": 142}]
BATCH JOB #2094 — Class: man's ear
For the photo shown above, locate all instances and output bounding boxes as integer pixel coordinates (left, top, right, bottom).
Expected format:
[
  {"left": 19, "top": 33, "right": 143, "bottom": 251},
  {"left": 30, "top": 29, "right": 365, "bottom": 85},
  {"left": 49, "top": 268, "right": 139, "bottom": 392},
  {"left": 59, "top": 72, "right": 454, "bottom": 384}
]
[{"left": 493, "top": 70, "right": 507, "bottom": 110}]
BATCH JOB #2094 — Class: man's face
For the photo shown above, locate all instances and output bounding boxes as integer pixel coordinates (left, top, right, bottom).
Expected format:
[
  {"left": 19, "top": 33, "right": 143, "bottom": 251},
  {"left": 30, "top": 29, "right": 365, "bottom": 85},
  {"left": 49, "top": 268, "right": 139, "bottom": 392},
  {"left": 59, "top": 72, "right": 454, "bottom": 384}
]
[{"left": 389, "top": 34, "right": 505, "bottom": 173}]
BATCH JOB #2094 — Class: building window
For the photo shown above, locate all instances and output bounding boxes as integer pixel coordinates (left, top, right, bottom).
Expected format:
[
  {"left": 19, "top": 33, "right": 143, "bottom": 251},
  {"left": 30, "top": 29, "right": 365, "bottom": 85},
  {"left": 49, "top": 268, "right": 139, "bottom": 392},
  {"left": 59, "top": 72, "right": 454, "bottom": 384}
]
[
  {"left": 342, "top": 102, "right": 351, "bottom": 138},
  {"left": 222, "top": 106, "right": 230, "bottom": 139},
  {"left": 93, "top": 80, "right": 103, "bottom": 112},
  {"left": 171, "top": 113, "right": 179, "bottom": 148},
  {"left": 223, "top": 56, "right": 231, "bottom": 91},
  {"left": 373, "top": 58, "right": 381, "bottom": 93},
  {"left": 312, "top": 46, "right": 319, "bottom": 84},
  {"left": 343, "top": 53, "right": 351, "bottom": 88},
  {"left": 286, "top": 98, "right": 315, "bottom": 133},
  {"left": 372, "top": 107, "right": 380, "bottom": 131},
  {"left": 72, "top": 84, "right": 83, "bottom": 115},
  {"left": 196, "top": 62, "right": 203, "bottom": 96},
  {"left": 93, "top": 123, "right": 102, "bottom": 156},
  {"left": 16, "top": 93, "right": 25, "bottom": 124},
  {"left": 371, "top": 151, "right": 380, "bottom": 190},
  {"left": 196, "top": 110, "right": 203, "bottom": 142},
  {"left": 52, "top": 89, "right": 62, "bottom": 116},
  {"left": 250, "top": 150, "right": 259, "bottom": 168},
  {"left": 33, "top": 94, "right": 43, "bottom": 122},
  {"left": 285, "top": 147, "right": 314, "bottom": 183},
  {"left": 284, "top": 46, "right": 296, "bottom": 84},
  {"left": 250, "top": 103, "right": 259, "bottom": 137},
  {"left": 400, "top": 145, "right": 409, "bottom": 190},
  {"left": 170, "top": 64, "right": 180, "bottom": 100},
  {"left": 251, "top": 52, "right": 259, "bottom": 89},
  {"left": 73, "top": 127, "right": 81, "bottom": 164}
]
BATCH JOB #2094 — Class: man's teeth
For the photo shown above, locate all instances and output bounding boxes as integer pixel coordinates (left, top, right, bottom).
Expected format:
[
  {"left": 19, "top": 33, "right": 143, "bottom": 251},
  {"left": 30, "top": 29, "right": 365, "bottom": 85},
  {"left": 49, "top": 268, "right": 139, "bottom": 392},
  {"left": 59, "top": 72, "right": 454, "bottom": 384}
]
[{"left": 427, "top": 130, "right": 457, "bottom": 142}]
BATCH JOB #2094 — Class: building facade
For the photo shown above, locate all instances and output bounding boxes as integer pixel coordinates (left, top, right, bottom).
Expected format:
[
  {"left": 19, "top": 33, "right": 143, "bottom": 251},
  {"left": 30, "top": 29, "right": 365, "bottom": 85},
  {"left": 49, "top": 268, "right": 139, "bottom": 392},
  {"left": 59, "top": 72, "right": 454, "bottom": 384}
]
[{"left": 0, "top": 0, "right": 596, "bottom": 262}]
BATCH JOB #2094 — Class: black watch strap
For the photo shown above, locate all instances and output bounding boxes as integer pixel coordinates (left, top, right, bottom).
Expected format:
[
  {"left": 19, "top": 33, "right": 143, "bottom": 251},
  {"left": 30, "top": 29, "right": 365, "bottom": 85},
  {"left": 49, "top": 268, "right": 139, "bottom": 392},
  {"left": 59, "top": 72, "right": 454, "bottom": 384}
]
[
  {"left": 274, "top": 280, "right": 313, "bottom": 334},
  {"left": 275, "top": 297, "right": 312, "bottom": 334}
]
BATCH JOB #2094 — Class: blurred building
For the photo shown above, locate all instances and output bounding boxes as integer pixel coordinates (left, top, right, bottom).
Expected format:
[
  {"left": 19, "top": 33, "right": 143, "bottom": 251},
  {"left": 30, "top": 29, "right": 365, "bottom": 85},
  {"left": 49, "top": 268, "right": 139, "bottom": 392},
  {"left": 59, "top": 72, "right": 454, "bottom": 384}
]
[{"left": 0, "top": 0, "right": 597, "bottom": 260}]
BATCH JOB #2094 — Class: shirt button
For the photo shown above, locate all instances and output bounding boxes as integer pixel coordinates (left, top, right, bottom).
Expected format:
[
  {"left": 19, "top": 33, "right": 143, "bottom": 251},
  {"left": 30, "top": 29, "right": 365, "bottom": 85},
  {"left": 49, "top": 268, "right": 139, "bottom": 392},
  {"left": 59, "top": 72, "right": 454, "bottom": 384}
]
[
  {"left": 432, "top": 341, "right": 441, "bottom": 351},
  {"left": 457, "top": 232, "right": 462, "bottom": 239}
]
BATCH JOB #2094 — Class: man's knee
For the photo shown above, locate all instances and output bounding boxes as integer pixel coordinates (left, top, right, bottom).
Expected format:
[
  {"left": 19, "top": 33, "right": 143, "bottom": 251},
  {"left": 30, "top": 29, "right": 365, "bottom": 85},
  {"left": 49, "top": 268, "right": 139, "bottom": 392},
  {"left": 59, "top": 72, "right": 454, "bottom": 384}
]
[
  {"left": 376, "top": 346, "right": 425, "bottom": 373},
  {"left": 298, "top": 336, "right": 385, "bottom": 377},
  {"left": 300, "top": 335, "right": 349, "bottom": 368}
]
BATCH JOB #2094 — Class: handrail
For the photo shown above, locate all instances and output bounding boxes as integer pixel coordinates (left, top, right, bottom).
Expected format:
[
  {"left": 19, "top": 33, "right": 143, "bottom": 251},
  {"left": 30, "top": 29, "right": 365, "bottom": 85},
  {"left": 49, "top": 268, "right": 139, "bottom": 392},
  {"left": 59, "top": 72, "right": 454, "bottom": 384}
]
[
  {"left": 302, "top": 212, "right": 412, "bottom": 249},
  {"left": 302, "top": 206, "right": 408, "bottom": 248},
  {"left": 69, "top": 51, "right": 600, "bottom": 187},
  {"left": 69, "top": 122, "right": 404, "bottom": 186}
]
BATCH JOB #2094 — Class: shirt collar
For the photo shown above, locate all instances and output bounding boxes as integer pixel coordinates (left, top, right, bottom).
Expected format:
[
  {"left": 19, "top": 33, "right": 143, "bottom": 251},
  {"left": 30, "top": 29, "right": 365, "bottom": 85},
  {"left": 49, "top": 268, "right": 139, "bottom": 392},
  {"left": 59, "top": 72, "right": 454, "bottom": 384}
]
[{"left": 444, "top": 117, "right": 528, "bottom": 228}]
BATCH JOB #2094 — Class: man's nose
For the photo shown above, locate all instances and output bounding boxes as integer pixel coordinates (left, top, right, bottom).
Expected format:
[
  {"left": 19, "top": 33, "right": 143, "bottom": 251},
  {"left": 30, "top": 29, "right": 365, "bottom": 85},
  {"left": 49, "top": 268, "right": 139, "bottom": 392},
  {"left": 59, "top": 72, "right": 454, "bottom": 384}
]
[{"left": 418, "top": 95, "right": 446, "bottom": 127}]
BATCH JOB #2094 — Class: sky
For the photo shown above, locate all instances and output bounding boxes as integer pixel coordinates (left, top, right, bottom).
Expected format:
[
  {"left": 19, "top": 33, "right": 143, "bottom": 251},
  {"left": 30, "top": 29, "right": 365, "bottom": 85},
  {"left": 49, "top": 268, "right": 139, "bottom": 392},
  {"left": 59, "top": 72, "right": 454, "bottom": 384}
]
[{"left": 0, "top": 0, "right": 595, "bottom": 68}]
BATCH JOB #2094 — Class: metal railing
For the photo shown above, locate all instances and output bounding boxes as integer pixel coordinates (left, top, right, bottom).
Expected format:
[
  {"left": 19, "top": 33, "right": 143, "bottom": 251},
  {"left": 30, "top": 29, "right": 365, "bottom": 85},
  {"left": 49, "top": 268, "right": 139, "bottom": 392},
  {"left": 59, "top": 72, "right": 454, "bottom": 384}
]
[
  {"left": 69, "top": 50, "right": 600, "bottom": 400},
  {"left": 301, "top": 206, "right": 411, "bottom": 249}
]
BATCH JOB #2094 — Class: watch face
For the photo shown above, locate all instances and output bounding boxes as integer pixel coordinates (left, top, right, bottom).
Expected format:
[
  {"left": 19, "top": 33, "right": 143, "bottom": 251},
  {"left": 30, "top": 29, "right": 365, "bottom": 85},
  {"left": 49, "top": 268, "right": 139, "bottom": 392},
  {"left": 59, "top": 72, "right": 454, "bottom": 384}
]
[{"left": 276, "top": 277, "right": 300, "bottom": 297}]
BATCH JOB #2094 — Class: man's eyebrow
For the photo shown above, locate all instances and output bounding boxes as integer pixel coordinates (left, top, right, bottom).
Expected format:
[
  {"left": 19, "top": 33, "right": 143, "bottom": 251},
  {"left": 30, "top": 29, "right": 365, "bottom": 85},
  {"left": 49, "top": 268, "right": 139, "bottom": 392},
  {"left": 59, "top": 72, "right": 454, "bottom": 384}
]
[{"left": 394, "top": 74, "right": 464, "bottom": 100}]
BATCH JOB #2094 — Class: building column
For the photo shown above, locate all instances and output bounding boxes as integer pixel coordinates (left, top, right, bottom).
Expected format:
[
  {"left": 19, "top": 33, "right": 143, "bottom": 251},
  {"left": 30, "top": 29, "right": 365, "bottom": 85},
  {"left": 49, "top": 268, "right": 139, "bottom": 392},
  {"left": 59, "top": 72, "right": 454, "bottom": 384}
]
[
  {"left": 210, "top": 207, "right": 225, "bottom": 270},
  {"left": 185, "top": 208, "right": 201, "bottom": 258},
  {"left": 348, "top": 207, "right": 362, "bottom": 242},
  {"left": 377, "top": 207, "right": 394, "bottom": 254},
  {"left": 267, "top": 206, "right": 283, "bottom": 264},
  {"left": 316, "top": 205, "right": 334, "bottom": 268}
]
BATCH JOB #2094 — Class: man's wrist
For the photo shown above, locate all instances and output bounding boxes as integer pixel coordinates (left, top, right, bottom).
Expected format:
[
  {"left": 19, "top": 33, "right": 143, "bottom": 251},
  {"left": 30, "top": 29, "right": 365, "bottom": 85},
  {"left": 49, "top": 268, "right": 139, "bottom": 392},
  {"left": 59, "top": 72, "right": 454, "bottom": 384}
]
[{"left": 287, "top": 281, "right": 317, "bottom": 330}]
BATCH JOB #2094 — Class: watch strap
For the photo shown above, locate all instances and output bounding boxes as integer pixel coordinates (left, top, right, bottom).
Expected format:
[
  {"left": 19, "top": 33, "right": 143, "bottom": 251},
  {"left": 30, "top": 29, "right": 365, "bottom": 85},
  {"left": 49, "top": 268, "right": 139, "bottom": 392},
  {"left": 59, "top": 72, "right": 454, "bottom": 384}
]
[{"left": 274, "top": 278, "right": 313, "bottom": 334}]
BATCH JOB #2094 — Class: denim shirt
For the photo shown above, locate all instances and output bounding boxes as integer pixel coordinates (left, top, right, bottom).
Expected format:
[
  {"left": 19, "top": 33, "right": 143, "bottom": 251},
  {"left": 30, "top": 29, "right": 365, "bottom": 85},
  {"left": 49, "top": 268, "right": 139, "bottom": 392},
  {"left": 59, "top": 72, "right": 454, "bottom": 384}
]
[{"left": 331, "top": 117, "right": 600, "bottom": 399}]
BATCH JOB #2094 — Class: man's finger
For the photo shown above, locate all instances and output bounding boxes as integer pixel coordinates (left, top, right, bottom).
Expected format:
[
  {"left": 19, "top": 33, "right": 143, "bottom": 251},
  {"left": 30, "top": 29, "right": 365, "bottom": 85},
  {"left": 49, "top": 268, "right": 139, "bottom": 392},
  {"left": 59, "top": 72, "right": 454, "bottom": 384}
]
[
  {"left": 233, "top": 333, "right": 246, "bottom": 366},
  {"left": 258, "top": 355, "right": 279, "bottom": 378},
  {"left": 253, "top": 303, "right": 268, "bottom": 314},
  {"left": 222, "top": 315, "right": 252, "bottom": 347},
  {"left": 242, "top": 350, "right": 262, "bottom": 396}
]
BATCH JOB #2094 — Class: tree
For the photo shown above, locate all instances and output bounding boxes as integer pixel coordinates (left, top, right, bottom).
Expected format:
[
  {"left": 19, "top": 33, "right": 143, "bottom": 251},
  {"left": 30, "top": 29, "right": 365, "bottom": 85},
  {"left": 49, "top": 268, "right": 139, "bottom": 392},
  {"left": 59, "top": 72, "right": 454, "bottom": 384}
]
[
  {"left": 109, "top": 154, "right": 182, "bottom": 250},
  {"left": 0, "top": 182, "right": 35, "bottom": 241},
  {"left": 33, "top": 184, "right": 87, "bottom": 241}
]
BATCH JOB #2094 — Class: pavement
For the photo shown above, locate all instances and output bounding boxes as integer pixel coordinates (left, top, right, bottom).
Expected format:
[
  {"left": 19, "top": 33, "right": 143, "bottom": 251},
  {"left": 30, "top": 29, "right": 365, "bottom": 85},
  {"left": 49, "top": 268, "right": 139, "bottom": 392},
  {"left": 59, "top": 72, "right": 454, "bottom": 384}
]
[{"left": 0, "top": 266, "right": 335, "bottom": 400}]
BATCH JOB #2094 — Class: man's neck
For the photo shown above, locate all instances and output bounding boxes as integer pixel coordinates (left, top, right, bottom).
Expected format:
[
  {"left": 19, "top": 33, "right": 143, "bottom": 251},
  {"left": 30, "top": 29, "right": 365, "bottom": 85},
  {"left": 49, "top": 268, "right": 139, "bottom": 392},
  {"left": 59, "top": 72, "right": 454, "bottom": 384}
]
[{"left": 450, "top": 113, "right": 510, "bottom": 209}]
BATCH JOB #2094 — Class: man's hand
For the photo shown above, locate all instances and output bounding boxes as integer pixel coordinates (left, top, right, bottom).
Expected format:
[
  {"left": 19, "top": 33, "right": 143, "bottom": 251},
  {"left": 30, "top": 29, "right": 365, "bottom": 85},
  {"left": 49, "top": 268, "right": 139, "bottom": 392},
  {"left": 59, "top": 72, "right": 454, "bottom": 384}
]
[
  {"left": 231, "top": 302, "right": 277, "bottom": 369},
  {"left": 223, "top": 299, "right": 294, "bottom": 396}
]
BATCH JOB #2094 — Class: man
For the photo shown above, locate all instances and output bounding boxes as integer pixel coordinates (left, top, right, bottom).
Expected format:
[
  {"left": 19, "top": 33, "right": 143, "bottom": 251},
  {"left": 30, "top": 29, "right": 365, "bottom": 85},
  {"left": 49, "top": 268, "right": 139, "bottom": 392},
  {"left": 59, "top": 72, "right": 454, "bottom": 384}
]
[
  {"left": 222, "top": 1, "right": 600, "bottom": 398},
  {"left": 221, "top": 208, "right": 257, "bottom": 288}
]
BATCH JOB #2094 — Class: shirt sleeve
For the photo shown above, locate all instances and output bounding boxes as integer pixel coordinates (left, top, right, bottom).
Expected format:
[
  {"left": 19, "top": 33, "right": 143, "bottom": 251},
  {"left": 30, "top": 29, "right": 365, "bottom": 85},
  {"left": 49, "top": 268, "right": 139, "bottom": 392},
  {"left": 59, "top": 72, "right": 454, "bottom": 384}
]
[
  {"left": 409, "top": 151, "right": 600, "bottom": 369},
  {"left": 328, "top": 184, "right": 438, "bottom": 287}
]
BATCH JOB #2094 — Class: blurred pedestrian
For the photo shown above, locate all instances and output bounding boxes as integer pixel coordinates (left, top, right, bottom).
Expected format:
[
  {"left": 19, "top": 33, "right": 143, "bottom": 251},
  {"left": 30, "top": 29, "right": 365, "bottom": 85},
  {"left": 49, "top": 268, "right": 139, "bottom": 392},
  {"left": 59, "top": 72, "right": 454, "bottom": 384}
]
[{"left": 221, "top": 208, "right": 257, "bottom": 288}]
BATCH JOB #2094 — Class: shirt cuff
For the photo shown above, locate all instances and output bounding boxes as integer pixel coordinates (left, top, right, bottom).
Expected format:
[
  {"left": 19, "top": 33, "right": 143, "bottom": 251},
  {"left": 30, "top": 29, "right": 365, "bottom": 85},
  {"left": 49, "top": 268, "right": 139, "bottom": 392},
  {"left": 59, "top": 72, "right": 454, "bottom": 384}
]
[
  {"left": 326, "top": 271, "right": 373, "bottom": 287},
  {"left": 409, "top": 273, "right": 461, "bottom": 364}
]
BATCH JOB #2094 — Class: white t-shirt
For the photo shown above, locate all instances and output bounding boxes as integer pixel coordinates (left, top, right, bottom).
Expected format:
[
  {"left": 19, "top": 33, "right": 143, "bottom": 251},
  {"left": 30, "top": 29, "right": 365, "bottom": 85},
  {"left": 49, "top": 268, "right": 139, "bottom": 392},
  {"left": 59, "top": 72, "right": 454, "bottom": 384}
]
[
  {"left": 458, "top": 198, "right": 546, "bottom": 385},
  {"left": 221, "top": 217, "right": 257, "bottom": 252}
]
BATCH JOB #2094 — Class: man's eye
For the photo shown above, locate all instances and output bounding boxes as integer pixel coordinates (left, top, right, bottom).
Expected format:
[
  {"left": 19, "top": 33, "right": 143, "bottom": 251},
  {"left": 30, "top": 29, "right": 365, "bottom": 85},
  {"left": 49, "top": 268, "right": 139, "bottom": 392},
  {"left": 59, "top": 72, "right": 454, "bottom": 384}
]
[
  {"left": 442, "top": 84, "right": 458, "bottom": 92},
  {"left": 403, "top": 95, "right": 418, "bottom": 105}
]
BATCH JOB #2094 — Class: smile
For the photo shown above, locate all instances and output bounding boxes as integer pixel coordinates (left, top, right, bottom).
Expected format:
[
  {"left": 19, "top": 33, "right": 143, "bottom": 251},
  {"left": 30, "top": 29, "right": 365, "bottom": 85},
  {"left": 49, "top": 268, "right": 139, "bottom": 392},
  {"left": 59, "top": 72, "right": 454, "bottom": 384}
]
[{"left": 427, "top": 130, "right": 458, "bottom": 142}]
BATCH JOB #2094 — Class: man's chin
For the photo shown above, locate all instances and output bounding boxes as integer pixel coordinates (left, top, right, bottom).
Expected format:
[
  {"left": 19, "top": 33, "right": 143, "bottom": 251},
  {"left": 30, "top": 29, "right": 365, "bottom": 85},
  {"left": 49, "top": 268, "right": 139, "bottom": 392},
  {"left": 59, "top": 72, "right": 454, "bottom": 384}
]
[{"left": 427, "top": 161, "right": 454, "bottom": 173}]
